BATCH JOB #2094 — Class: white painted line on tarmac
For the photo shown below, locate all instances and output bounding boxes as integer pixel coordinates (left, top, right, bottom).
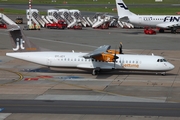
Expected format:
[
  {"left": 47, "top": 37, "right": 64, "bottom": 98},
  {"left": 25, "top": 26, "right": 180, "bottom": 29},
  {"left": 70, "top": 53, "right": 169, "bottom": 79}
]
[
  {"left": 0, "top": 32, "right": 97, "bottom": 48},
  {"left": 28, "top": 36, "right": 98, "bottom": 48}
]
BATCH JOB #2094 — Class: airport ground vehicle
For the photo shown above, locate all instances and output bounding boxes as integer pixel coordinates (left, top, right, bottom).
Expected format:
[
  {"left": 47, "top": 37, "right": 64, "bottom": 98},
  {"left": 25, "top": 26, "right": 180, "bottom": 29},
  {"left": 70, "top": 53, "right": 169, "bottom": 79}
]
[
  {"left": 0, "top": 23, "right": 7, "bottom": 29},
  {"left": 15, "top": 17, "right": 23, "bottom": 24},
  {"left": 46, "top": 20, "right": 67, "bottom": 29},
  {"left": 144, "top": 28, "right": 156, "bottom": 35},
  {"left": 23, "top": 24, "right": 40, "bottom": 30},
  {"left": 71, "top": 25, "right": 82, "bottom": 30}
]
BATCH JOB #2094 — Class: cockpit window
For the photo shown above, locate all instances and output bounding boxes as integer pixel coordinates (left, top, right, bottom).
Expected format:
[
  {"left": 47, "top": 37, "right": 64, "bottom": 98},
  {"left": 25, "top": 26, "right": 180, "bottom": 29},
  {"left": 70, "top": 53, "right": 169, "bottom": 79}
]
[
  {"left": 157, "top": 59, "right": 167, "bottom": 62},
  {"left": 163, "top": 59, "right": 167, "bottom": 62}
]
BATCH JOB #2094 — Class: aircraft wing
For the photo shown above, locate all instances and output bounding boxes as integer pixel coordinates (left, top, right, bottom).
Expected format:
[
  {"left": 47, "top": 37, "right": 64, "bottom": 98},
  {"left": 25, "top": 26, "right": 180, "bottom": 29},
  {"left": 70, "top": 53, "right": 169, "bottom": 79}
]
[
  {"left": 156, "top": 22, "right": 180, "bottom": 28},
  {"left": 119, "top": 16, "right": 130, "bottom": 22},
  {"left": 83, "top": 45, "right": 111, "bottom": 58}
]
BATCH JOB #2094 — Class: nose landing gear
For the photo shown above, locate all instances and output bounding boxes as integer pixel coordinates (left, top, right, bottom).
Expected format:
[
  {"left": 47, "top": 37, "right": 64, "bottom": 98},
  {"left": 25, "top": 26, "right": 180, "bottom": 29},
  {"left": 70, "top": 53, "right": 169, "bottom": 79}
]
[{"left": 155, "top": 72, "right": 166, "bottom": 76}]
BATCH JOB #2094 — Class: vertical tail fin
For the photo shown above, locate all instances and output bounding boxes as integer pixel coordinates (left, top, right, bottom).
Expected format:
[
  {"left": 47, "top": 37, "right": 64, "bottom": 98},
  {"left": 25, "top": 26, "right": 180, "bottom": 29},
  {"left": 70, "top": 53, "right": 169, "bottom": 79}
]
[
  {"left": 115, "top": 0, "right": 136, "bottom": 18},
  {"left": 8, "top": 26, "right": 41, "bottom": 52}
]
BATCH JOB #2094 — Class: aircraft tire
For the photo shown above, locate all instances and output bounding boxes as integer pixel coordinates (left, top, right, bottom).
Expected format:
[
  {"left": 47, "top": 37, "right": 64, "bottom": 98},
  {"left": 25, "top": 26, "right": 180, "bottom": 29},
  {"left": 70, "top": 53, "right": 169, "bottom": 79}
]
[
  {"left": 92, "top": 69, "right": 100, "bottom": 75},
  {"left": 159, "top": 29, "right": 164, "bottom": 33},
  {"left": 171, "top": 28, "right": 176, "bottom": 34},
  {"left": 161, "top": 72, "right": 166, "bottom": 76},
  {"left": 92, "top": 69, "right": 97, "bottom": 75}
]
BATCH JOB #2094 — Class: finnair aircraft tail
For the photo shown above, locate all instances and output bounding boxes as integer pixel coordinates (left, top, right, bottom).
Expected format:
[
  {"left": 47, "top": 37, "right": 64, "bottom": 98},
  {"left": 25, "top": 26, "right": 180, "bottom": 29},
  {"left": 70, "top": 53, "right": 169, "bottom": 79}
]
[
  {"left": 115, "top": 0, "right": 136, "bottom": 18},
  {"left": 115, "top": 0, "right": 180, "bottom": 33}
]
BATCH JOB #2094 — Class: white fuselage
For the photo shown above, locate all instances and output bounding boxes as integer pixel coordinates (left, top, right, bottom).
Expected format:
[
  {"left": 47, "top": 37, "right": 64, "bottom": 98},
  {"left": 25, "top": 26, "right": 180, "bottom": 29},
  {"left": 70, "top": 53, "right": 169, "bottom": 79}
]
[
  {"left": 128, "top": 15, "right": 180, "bottom": 28},
  {"left": 6, "top": 51, "right": 174, "bottom": 72},
  {"left": 115, "top": 0, "right": 180, "bottom": 29}
]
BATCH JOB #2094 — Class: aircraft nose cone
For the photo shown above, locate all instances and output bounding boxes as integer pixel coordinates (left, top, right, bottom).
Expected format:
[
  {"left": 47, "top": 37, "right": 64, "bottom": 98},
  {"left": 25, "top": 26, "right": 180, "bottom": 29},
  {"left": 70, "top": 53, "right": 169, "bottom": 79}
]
[{"left": 169, "top": 63, "right": 175, "bottom": 70}]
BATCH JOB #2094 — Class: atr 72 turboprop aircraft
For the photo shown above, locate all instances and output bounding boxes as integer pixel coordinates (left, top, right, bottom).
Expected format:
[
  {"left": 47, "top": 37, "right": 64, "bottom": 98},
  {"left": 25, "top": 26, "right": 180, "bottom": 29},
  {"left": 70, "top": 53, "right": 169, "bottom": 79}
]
[
  {"left": 116, "top": 0, "right": 180, "bottom": 33},
  {"left": 6, "top": 26, "right": 174, "bottom": 75}
]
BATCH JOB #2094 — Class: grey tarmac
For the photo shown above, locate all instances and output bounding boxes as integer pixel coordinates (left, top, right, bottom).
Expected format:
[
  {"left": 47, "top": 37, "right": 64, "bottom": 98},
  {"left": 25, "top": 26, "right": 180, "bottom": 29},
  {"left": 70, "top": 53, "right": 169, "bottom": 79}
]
[{"left": 0, "top": 15, "right": 180, "bottom": 119}]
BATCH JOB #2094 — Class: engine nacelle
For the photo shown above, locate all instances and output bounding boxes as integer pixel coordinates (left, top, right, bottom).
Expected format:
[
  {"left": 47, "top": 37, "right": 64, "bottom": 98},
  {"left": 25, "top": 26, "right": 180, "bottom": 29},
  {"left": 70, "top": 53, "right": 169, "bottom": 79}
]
[
  {"left": 107, "top": 49, "right": 120, "bottom": 54},
  {"left": 93, "top": 53, "right": 118, "bottom": 62}
]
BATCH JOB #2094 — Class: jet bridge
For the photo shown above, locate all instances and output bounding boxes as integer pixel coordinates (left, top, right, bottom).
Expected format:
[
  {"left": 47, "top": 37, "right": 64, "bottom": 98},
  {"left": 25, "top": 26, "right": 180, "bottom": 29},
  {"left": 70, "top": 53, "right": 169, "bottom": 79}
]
[{"left": 26, "top": 9, "right": 45, "bottom": 27}]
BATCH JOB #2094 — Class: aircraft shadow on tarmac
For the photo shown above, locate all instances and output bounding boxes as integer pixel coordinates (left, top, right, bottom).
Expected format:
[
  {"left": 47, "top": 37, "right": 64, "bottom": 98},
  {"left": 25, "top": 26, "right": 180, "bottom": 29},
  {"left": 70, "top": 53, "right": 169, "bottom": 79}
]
[
  {"left": 20, "top": 67, "right": 176, "bottom": 79},
  {"left": 121, "top": 29, "right": 180, "bottom": 34}
]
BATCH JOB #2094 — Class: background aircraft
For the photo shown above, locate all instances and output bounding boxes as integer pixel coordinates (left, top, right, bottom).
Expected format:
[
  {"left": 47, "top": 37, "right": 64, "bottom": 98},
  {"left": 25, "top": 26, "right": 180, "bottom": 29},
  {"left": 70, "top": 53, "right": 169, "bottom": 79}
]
[{"left": 116, "top": 0, "right": 180, "bottom": 33}]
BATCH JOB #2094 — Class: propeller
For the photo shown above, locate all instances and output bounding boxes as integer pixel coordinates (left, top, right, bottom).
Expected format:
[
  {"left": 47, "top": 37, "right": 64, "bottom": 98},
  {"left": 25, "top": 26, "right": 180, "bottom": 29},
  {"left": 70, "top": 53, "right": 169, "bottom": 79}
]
[{"left": 113, "top": 48, "right": 119, "bottom": 69}]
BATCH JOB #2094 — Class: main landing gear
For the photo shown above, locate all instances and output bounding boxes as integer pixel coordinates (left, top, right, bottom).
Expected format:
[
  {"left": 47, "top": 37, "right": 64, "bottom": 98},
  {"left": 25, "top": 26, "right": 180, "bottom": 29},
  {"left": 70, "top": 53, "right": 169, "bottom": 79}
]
[
  {"left": 92, "top": 68, "right": 101, "bottom": 75},
  {"left": 171, "top": 28, "right": 177, "bottom": 34},
  {"left": 161, "top": 72, "right": 166, "bottom": 76},
  {"left": 159, "top": 28, "right": 177, "bottom": 34},
  {"left": 156, "top": 72, "right": 166, "bottom": 76},
  {"left": 159, "top": 29, "right": 164, "bottom": 33}
]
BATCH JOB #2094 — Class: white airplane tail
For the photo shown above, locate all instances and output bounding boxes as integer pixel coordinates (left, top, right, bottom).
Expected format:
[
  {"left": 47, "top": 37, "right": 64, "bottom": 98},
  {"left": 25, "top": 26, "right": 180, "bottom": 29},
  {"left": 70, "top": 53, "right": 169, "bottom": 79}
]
[{"left": 115, "top": 0, "right": 136, "bottom": 18}]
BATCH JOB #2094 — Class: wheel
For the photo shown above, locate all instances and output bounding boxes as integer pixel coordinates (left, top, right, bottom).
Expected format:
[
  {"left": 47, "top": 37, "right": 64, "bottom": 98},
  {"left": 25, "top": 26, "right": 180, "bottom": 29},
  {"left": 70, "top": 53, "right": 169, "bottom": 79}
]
[
  {"left": 171, "top": 28, "right": 176, "bottom": 34},
  {"left": 92, "top": 69, "right": 100, "bottom": 75},
  {"left": 92, "top": 69, "right": 97, "bottom": 75},
  {"left": 159, "top": 29, "right": 164, "bottom": 33},
  {"left": 161, "top": 72, "right": 166, "bottom": 76}
]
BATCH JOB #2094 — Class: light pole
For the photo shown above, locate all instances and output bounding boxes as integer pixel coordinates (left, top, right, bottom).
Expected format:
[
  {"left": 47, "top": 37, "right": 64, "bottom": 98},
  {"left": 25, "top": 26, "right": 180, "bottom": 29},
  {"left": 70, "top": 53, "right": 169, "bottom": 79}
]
[{"left": 29, "top": 0, "right": 32, "bottom": 26}]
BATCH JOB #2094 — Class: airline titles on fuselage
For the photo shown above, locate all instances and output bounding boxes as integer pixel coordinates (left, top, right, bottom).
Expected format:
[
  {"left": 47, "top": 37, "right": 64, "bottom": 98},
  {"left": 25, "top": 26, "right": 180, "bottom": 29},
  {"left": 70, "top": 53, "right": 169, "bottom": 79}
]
[{"left": 143, "top": 16, "right": 180, "bottom": 22}]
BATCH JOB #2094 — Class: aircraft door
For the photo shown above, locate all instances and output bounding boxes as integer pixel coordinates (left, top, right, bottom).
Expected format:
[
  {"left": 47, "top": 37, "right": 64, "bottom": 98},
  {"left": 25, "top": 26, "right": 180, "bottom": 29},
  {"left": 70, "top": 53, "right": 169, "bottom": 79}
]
[
  {"left": 47, "top": 57, "right": 52, "bottom": 66},
  {"left": 118, "top": 58, "right": 123, "bottom": 68},
  {"left": 139, "top": 17, "right": 142, "bottom": 24}
]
